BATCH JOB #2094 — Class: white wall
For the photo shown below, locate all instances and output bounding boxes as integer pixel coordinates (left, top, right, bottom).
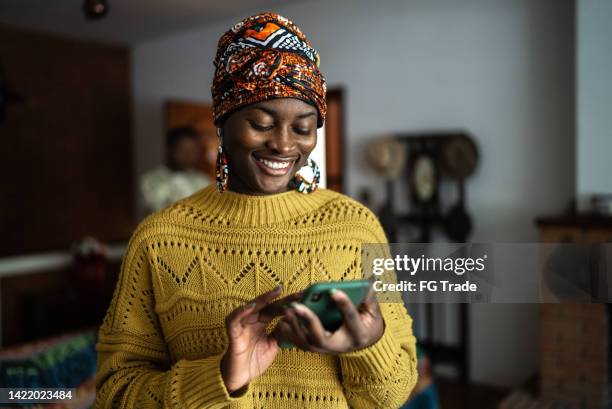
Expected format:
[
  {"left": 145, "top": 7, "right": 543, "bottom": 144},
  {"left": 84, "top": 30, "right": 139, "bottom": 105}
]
[
  {"left": 132, "top": 0, "right": 575, "bottom": 387},
  {"left": 577, "top": 0, "right": 612, "bottom": 211}
]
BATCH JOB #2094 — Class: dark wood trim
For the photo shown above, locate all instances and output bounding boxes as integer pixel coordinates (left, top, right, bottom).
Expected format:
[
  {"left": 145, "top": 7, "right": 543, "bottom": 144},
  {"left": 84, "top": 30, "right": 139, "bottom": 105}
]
[{"left": 324, "top": 88, "right": 346, "bottom": 193}]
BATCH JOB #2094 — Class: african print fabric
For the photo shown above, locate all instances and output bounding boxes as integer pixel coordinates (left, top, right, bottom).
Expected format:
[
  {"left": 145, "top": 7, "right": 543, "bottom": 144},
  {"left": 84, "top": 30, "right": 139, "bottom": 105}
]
[{"left": 211, "top": 12, "right": 327, "bottom": 127}]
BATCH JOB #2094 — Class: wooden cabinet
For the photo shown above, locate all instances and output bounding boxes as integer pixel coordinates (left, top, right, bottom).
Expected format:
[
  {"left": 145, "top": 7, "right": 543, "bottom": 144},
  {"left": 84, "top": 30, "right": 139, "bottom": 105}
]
[
  {"left": 1, "top": 259, "right": 121, "bottom": 348},
  {"left": 536, "top": 216, "right": 612, "bottom": 409}
]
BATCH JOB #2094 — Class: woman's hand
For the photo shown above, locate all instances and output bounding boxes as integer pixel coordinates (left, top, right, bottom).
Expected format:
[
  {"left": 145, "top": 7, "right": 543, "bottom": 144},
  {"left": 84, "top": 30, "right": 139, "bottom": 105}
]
[
  {"left": 221, "top": 285, "right": 301, "bottom": 394},
  {"left": 273, "top": 287, "right": 385, "bottom": 354}
]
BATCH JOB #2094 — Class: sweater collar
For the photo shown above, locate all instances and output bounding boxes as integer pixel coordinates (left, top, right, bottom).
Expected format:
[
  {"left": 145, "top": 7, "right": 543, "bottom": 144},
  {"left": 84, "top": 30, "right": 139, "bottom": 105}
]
[{"left": 186, "top": 185, "right": 337, "bottom": 226}]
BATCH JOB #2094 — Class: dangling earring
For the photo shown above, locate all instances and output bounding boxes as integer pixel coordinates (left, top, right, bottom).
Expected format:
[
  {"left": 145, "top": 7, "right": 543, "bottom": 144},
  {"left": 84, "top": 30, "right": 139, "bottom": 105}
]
[
  {"left": 216, "top": 128, "right": 229, "bottom": 193},
  {"left": 292, "top": 157, "right": 320, "bottom": 194}
]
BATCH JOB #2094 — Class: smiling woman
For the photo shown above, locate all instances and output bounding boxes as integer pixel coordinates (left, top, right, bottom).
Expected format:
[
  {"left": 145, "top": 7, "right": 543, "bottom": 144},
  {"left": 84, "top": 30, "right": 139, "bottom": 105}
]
[
  {"left": 222, "top": 98, "right": 318, "bottom": 195},
  {"left": 94, "top": 12, "right": 417, "bottom": 409}
]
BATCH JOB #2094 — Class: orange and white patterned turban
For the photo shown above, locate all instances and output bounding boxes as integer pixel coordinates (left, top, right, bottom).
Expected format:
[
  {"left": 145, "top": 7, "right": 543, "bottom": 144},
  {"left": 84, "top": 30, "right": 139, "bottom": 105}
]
[{"left": 211, "top": 12, "right": 327, "bottom": 127}]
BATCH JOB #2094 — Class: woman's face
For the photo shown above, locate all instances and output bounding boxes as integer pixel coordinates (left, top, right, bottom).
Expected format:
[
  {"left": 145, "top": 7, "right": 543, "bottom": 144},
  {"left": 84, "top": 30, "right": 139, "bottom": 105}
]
[{"left": 222, "top": 98, "right": 318, "bottom": 195}]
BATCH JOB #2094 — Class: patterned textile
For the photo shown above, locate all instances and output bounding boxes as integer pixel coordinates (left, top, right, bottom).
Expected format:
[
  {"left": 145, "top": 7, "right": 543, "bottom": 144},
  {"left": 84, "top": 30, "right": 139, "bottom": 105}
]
[
  {"left": 0, "top": 329, "right": 98, "bottom": 409},
  {"left": 211, "top": 12, "right": 327, "bottom": 127}
]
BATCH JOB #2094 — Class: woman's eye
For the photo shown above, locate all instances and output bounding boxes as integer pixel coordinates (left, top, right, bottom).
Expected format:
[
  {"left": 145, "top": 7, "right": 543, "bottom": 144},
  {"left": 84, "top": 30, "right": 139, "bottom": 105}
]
[
  {"left": 250, "top": 122, "right": 273, "bottom": 131},
  {"left": 294, "top": 127, "right": 313, "bottom": 135}
]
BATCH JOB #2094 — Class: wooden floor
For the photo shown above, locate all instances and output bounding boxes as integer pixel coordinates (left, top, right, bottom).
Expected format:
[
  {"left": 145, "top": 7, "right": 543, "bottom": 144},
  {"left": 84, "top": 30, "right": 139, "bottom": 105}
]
[{"left": 436, "top": 377, "right": 509, "bottom": 409}]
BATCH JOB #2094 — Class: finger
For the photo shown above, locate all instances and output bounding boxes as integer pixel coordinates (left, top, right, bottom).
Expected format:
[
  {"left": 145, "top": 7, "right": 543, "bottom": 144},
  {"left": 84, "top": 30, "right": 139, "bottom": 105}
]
[
  {"left": 225, "top": 298, "right": 257, "bottom": 331},
  {"left": 271, "top": 320, "right": 286, "bottom": 343},
  {"left": 329, "top": 289, "right": 366, "bottom": 340},
  {"left": 274, "top": 318, "right": 299, "bottom": 347},
  {"left": 358, "top": 286, "right": 378, "bottom": 313},
  {"left": 265, "top": 327, "right": 281, "bottom": 350},
  {"left": 259, "top": 291, "right": 304, "bottom": 320},
  {"left": 274, "top": 320, "right": 316, "bottom": 351},
  {"left": 250, "top": 285, "right": 284, "bottom": 313},
  {"left": 284, "top": 309, "right": 313, "bottom": 350},
  {"left": 225, "top": 285, "right": 283, "bottom": 331},
  {"left": 364, "top": 285, "right": 376, "bottom": 304},
  {"left": 279, "top": 310, "right": 330, "bottom": 353},
  {"left": 290, "top": 303, "right": 328, "bottom": 347}
]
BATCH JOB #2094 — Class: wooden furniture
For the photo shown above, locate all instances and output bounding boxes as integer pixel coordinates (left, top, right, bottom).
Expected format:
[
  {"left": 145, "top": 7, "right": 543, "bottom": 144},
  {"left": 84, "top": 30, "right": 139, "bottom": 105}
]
[
  {"left": 323, "top": 89, "right": 345, "bottom": 193},
  {"left": 536, "top": 215, "right": 612, "bottom": 409},
  {"left": 1, "top": 253, "right": 122, "bottom": 348}
]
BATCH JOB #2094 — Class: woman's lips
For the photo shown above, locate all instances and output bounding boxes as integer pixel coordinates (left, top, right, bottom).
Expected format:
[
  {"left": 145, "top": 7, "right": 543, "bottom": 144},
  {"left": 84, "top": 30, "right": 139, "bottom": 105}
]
[{"left": 252, "top": 154, "right": 296, "bottom": 176}]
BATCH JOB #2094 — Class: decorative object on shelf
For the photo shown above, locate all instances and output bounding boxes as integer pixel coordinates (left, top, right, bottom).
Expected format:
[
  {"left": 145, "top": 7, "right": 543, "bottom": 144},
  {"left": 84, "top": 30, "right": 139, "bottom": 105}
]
[
  {"left": 439, "top": 134, "right": 479, "bottom": 240},
  {"left": 365, "top": 132, "right": 479, "bottom": 242},
  {"left": 365, "top": 136, "right": 408, "bottom": 241},
  {"left": 410, "top": 154, "right": 437, "bottom": 204},
  {"left": 365, "top": 136, "right": 407, "bottom": 180},
  {"left": 440, "top": 134, "right": 478, "bottom": 179}
]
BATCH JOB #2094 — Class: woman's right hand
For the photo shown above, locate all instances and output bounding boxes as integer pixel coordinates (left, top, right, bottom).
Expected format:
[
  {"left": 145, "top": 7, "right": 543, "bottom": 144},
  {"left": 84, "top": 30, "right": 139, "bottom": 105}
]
[{"left": 221, "top": 285, "right": 300, "bottom": 394}]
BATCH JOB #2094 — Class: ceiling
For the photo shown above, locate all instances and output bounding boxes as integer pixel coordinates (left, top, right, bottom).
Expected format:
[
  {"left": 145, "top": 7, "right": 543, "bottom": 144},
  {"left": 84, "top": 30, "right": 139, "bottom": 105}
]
[{"left": 0, "top": 0, "right": 304, "bottom": 46}]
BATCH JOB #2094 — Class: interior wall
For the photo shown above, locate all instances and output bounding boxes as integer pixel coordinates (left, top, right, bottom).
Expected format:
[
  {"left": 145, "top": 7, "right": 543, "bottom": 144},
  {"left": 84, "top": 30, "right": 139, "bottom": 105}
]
[
  {"left": 576, "top": 0, "right": 612, "bottom": 211},
  {"left": 131, "top": 0, "right": 575, "bottom": 387}
]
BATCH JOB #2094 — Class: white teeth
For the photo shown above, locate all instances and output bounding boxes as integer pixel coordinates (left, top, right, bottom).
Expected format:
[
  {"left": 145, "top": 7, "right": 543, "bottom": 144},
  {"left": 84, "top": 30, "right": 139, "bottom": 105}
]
[{"left": 257, "top": 157, "right": 291, "bottom": 169}]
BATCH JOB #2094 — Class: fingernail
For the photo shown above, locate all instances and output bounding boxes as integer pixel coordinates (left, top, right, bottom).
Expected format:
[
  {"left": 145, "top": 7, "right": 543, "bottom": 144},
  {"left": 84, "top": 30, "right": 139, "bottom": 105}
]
[
  {"left": 330, "top": 288, "right": 337, "bottom": 294},
  {"left": 289, "top": 301, "right": 299, "bottom": 308},
  {"left": 244, "top": 302, "right": 256, "bottom": 310}
]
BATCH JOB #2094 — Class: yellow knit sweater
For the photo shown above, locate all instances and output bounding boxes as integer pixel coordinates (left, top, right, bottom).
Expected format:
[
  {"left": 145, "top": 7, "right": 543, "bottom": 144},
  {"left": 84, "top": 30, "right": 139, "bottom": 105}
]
[{"left": 94, "top": 185, "right": 417, "bottom": 409}]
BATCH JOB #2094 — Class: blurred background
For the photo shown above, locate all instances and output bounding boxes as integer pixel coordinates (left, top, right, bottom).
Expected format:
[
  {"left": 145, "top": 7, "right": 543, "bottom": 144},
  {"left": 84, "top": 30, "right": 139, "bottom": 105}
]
[{"left": 0, "top": 0, "right": 611, "bottom": 408}]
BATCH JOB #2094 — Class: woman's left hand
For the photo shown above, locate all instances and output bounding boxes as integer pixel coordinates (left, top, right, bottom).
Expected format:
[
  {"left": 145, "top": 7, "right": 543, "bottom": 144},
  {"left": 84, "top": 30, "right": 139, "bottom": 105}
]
[{"left": 273, "top": 288, "right": 385, "bottom": 354}]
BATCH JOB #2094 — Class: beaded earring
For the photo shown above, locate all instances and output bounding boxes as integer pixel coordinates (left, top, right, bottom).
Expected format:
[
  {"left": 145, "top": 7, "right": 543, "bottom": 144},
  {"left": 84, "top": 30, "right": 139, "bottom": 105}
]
[
  {"left": 292, "top": 157, "right": 320, "bottom": 194},
  {"left": 216, "top": 128, "right": 229, "bottom": 193}
]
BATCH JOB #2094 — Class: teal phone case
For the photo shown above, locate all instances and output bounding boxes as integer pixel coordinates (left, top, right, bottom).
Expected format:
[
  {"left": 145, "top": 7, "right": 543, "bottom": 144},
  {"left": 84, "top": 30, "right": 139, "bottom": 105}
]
[{"left": 278, "top": 279, "right": 371, "bottom": 348}]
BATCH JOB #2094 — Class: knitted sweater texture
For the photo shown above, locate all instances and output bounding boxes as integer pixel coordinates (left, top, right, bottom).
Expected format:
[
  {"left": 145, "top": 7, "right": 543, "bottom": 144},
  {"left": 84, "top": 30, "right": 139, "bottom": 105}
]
[{"left": 94, "top": 185, "right": 418, "bottom": 408}]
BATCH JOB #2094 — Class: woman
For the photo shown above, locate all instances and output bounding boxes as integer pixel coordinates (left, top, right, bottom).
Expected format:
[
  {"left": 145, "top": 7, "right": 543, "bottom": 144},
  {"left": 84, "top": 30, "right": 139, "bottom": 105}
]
[{"left": 94, "top": 12, "right": 417, "bottom": 409}]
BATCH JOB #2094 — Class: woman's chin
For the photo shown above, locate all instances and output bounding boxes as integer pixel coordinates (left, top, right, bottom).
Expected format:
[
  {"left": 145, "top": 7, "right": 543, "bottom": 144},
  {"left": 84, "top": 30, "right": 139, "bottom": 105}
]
[{"left": 254, "top": 177, "right": 292, "bottom": 195}]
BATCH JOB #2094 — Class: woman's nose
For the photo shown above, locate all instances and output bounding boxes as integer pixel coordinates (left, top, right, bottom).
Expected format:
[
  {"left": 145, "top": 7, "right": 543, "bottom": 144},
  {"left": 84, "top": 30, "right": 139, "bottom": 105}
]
[{"left": 267, "top": 126, "right": 296, "bottom": 154}]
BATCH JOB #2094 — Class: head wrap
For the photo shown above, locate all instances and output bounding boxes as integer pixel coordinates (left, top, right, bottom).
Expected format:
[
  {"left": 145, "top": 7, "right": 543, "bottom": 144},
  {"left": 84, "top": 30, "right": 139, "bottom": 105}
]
[{"left": 211, "top": 12, "right": 327, "bottom": 127}]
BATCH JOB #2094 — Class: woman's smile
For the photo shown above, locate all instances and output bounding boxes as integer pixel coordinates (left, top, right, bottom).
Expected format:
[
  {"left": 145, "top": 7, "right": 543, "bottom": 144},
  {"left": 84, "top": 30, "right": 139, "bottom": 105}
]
[{"left": 252, "top": 153, "right": 298, "bottom": 176}]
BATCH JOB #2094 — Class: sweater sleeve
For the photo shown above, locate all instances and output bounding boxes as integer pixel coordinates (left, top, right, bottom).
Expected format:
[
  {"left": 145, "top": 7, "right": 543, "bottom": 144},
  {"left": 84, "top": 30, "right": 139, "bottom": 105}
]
[
  {"left": 337, "top": 212, "right": 418, "bottom": 409},
  {"left": 338, "top": 302, "right": 418, "bottom": 408},
  {"left": 94, "top": 227, "right": 251, "bottom": 409}
]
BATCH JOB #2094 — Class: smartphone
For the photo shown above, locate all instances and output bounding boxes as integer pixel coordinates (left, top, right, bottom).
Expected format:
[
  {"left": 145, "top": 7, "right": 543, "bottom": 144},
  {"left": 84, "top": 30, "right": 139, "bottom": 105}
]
[{"left": 278, "top": 279, "right": 371, "bottom": 348}]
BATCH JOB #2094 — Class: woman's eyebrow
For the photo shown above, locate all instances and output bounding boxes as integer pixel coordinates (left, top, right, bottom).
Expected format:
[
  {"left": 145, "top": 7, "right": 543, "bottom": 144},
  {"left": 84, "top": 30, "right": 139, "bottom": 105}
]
[
  {"left": 253, "top": 106, "right": 276, "bottom": 116},
  {"left": 296, "top": 111, "right": 317, "bottom": 119}
]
